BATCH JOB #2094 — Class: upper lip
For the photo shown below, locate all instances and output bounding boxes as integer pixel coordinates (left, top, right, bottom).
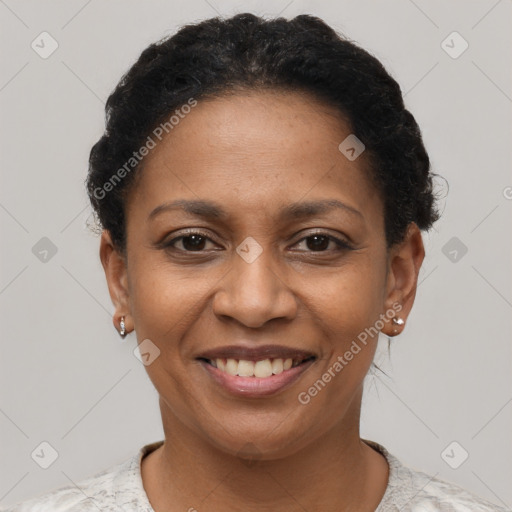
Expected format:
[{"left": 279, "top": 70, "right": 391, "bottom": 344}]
[{"left": 196, "top": 344, "right": 317, "bottom": 362}]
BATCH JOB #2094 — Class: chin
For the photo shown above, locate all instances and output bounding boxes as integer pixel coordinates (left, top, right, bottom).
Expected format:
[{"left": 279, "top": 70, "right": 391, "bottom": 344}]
[{"left": 198, "top": 408, "right": 317, "bottom": 461}]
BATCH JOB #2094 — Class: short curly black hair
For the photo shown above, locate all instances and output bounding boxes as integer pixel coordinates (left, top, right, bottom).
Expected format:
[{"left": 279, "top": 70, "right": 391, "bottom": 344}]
[{"left": 86, "top": 12, "right": 440, "bottom": 254}]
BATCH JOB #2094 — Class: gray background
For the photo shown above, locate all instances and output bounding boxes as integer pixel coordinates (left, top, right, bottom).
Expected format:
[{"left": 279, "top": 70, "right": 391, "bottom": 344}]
[{"left": 1, "top": 0, "right": 511, "bottom": 509}]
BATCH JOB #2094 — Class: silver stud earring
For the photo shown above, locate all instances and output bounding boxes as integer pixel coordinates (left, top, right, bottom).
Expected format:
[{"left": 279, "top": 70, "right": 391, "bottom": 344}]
[
  {"left": 392, "top": 316, "right": 404, "bottom": 334},
  {"left": 119, "top": 316, "right": 126, "bottom": 337}
]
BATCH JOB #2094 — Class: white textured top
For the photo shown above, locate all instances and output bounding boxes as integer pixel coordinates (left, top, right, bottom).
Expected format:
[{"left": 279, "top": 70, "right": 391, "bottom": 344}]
[{"left": 3, "top": 439, "right": 509, "bottom": 511}]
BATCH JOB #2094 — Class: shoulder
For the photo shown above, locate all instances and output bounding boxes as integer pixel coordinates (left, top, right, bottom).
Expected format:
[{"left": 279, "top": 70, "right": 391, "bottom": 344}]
[
  {"left": 363, "top": 439, "right": 510, "bottom": 512},
  {"left": 2, "top": 455, "right": 135, "bottom": 512},
  {"left": 393, "top": 469, "right": 510, "bottom": 512}
]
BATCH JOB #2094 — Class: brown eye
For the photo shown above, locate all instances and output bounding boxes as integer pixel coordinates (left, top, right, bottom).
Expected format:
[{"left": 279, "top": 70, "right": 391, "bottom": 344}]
[
  {"left": 179, "top": 234, "right": 207, "bottom": 251},
  {"left": 293, "top": 233, "right": 352, "bottom": 253},
  {"left": 164, "top": 231, "right": 217, "bottom": 252},
  {"left": 305, "top": 235, "right": 330, "bottom": 251}
]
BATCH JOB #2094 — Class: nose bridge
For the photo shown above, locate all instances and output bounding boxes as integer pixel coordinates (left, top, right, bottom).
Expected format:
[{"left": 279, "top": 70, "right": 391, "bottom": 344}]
[
  {"left": 234, "top": 242, "right": 278, "bottom": 302},
  {"left": 212, "top": 237, "right": 297, "bottom": 328}
]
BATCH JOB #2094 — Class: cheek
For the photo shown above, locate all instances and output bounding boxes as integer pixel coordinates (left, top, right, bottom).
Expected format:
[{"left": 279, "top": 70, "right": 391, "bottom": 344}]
[
  {"left": 308, "top": 254, "right": 387, "bottom": 338},
  {"left": 128, "top": 257, "right": 208, "bottom": 339},
  {"left": 301, "top": 253, "right": 387, "bottom": 400},
  {"left": 296, "top": 275, "right": 383, "bottom": 426}
]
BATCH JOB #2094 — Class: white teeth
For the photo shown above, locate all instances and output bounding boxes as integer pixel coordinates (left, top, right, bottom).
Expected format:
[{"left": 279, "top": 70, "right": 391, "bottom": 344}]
[
  {"left": 237, "top": 360, "right": 255, "bottom": 377},
  {"left": 210, "top": 357, "right": 302, "bottom": 377},
  {"left": 271, "top": 358, "right": 284, "bottom": 375},
  {"left": 225, "top": 358, "right": 238, "bottom": 376},
  {"left": 254, "top": 359, "right": 273, "bottom": 378}
]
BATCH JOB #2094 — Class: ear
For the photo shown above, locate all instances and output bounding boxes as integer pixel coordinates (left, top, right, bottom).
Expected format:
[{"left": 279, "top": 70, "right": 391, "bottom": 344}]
[
  {"left": 381, "top": 222, "right": 425, "bottom": 337},
  {"left": 99, "top": 230, "right": 133, "bottom": 336}
]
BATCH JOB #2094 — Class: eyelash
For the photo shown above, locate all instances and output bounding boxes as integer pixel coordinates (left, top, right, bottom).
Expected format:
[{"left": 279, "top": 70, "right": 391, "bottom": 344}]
[{"left": 162, "top": 229, "right": 353, "bottom": 254}]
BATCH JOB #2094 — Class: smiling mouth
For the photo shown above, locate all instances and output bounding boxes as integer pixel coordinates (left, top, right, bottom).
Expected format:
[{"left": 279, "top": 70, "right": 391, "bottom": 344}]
[{"left": 198, "top": 356, "right": 316, "bottom": 378}]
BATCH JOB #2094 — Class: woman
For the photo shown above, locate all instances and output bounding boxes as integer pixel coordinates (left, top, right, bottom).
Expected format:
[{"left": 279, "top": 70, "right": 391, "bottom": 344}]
[{"left": 7, "top": 13, "right": 507, "bottom": 512}]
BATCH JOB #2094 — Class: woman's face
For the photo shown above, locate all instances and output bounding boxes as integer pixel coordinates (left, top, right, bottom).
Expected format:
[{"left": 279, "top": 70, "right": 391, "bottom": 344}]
[{"left": 101, "top": 90, "right": 423, "bottom": 459}]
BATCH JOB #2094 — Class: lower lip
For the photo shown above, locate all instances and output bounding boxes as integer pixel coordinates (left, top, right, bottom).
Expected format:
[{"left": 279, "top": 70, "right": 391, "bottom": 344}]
[{"left": 199, "top": 359, "right": 315, "bottom": 398}]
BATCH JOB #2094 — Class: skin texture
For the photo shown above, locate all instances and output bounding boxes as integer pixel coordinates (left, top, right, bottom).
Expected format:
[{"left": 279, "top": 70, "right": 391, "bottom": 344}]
[{"left": 100, "top": 90, "right": 425, "bottom": 511}]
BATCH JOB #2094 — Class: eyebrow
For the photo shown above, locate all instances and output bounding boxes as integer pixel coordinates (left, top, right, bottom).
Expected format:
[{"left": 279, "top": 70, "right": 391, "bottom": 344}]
[{"left": 148, "top": 198, "right": 363, "bottom": 221}]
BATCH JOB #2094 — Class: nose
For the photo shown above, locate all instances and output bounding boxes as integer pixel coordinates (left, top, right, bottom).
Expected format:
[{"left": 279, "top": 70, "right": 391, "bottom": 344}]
[{"left": 212, "top": 246, "right": 298, "bottom": 328}]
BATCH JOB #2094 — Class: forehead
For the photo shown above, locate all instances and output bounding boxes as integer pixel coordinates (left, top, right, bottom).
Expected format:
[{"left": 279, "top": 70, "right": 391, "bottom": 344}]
[{"left": 126, "top": 90, "right": 382, "bottom": 226}]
